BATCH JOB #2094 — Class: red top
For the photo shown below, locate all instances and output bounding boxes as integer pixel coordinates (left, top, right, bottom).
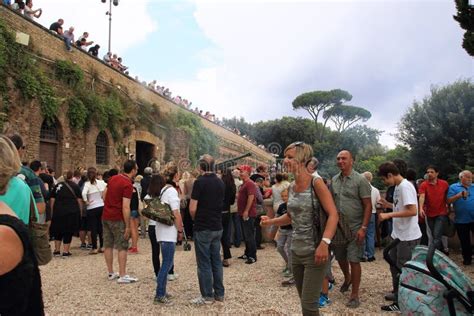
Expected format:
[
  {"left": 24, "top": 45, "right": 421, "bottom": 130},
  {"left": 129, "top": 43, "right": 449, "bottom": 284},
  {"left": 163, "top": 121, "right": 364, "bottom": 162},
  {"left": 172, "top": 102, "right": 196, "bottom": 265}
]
[
  {"left": 237, "top": 179, "right": 257, "bottom": 218},
  {"left": 102, "top": 174, "right": 133, "bottom": 221},
  {"left": 419, "top": 179, "right": 449, "bottom": 217}
]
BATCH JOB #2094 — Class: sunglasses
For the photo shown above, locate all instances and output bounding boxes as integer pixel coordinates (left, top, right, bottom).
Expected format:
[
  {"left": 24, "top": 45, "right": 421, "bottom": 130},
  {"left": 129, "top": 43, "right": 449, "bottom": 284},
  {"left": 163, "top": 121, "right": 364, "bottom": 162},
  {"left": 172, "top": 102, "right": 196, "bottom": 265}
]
[{"left": 289, "top": 141, "right": 305, "bottom": 147}]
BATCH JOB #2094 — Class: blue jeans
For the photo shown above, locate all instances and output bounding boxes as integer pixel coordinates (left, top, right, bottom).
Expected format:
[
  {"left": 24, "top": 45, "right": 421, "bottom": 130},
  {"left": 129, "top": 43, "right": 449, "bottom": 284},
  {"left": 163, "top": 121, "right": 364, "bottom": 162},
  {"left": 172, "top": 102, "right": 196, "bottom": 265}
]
[
  {"left": 155, "top": 241, "right": 175, "bottom": 298},
  {"left": 194, "top": 230, "right": 225, "bottom": 299},
  {"left": 365, "top": 213, "right": 376, "bottom": 258},
  {"left": 427, "top": 215, "right": 448, "bottom": 252},
  {"left": 231, "top": 213, "right": 242, "bottom": 246},
  {"left": 64, "top": 37, "right": 72, "bottom": 50}
]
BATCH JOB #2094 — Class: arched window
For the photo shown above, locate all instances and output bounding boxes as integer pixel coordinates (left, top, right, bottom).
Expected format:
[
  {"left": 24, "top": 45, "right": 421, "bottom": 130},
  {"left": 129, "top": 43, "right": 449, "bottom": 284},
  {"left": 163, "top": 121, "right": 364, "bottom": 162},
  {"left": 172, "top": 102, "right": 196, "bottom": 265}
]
[
  {"left": 39, "top": 119, "right": 59, "bottom": 172},
  {"left": 96, "top": 132, "right": 108, "bottom": 165},
  {"left": 40, "top": 120, "right": 58, "bottom": 142}
]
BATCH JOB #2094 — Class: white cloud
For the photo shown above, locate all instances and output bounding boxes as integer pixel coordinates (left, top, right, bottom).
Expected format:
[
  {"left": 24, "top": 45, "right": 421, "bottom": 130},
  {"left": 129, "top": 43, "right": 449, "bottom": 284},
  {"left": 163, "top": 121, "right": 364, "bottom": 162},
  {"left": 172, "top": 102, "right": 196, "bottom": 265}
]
[
  {"left": 36, "top": 0, "right": 157, "bottom": 55},
  {"left": 175, "top": 0, "right": 473, "bottom": 148}
]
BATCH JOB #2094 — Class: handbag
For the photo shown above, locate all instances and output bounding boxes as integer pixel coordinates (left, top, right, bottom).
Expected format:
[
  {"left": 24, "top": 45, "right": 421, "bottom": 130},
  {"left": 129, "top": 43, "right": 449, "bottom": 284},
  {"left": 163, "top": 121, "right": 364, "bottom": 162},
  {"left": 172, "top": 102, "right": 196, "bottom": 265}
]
[
  {"left": 141, "top": 186, "right": 175, "bottom": 226},
  {"left": 310, "top": 177, "right": 353, "bottom": 247},
  {"left": 28, "top": 193, "right": 52, "bottom": 266}
]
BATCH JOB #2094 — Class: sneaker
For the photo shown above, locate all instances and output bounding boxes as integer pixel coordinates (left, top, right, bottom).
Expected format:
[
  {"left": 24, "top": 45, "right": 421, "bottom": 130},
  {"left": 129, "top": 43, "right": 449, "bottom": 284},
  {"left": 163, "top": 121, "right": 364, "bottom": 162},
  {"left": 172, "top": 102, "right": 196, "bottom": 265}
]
[
  {"left": 53, "top": 251, "right": 61, "bottom": 257},
  {"left": 238, "top": 254, "right": 248, "bottom": 260},
  {"left": 384, "top": 292, "right": 396, "bottom": 301},
  {"left": 128, "top": 247, "right": 138, "bottom": 254},
  {"left": 346, "top": 298, "right": 360, "bottom": 308},
  {"left": 108, "top": 272, "right": 119, "bottom": 280},
  {"left": 319, "top": 294, "right": 331, "bottom": 308},
  {"left": 62, "top": 252, "right": 72, "bottom": 258},
  {"left": 167, "top": 273, "right": 179, "bottom": 281},
  {"left": 328, "top": 282, "right": 334, "bottom": 291},
  {"left": 222, "top": 259, "right": 230, "bottom": 267},
  {"left": 368, "top": 256, "right": 376, "bottom": 262},
  {"left": 190, "top": 296, "right": 214, "bottom": 305},
  {"left": 214, "top": 296, "right": 225, "bottom": 302},
  {"left": 86, "top": 244, "right": 93, "bottom": 250},
  {"left": 283, "top": 270, "right": 293, "bottom": 278},
  {"left": 281, "top": 278, "right": 295, "bottom": 287},
  {"left": 282, "top": 267, "right": 289, "bottom": 274},
  {"left": 117, "top": 275, "right": 138, "bottom": 284},
  {"left": 381, "top": 303, "right": 400, "bottom": 311},
  {"left": 80, "top": 243, "right": 87, "bottom": 250},
  {"left": 154, "top": 296, "right": 173, "bottom": 306},
  {"left": 245, "top": 257, "right": 256, "bottom": 264}
]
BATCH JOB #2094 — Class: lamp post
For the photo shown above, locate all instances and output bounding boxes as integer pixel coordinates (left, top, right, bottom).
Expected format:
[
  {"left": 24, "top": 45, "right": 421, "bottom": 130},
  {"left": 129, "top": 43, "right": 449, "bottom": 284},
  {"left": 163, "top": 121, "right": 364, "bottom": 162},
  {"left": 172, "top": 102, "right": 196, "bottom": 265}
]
[{"left": 101, "top": 0, "right": 119, "bottom": 53}]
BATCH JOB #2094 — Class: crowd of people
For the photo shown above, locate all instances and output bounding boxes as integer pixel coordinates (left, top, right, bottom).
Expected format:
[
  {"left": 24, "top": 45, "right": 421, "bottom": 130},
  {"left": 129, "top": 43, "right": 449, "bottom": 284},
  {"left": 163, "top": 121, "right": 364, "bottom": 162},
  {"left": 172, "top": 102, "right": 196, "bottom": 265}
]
[
  {"left": 0, "top": 132, "right": 472, "bottom": 315},
  {"left": 3, "top": 1, "right": 269, "bottom": 151}
]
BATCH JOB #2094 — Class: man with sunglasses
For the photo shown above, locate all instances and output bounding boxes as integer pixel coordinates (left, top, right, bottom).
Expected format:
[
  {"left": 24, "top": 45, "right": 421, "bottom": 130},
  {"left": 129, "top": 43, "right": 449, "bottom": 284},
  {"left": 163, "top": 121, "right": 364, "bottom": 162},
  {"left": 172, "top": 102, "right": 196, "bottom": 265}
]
[{"left": 331, "top": 150, "right": 372, "bottom": 308}]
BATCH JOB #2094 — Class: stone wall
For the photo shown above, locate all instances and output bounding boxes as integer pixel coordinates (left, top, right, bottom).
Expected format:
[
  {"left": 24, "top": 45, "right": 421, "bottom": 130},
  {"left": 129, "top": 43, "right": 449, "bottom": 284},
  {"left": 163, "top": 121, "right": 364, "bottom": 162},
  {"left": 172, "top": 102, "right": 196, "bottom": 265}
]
[{"left": 0, "top": 5, "right": 274, "bottom": 172}]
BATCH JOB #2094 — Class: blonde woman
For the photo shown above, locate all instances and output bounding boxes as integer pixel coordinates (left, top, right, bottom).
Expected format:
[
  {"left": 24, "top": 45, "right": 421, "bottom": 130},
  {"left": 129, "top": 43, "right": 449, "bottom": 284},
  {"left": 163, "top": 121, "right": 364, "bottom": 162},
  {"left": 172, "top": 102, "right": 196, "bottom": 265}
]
[
  {"left": 0, "top": 135, "right": 38, "bottom": 225},
  {"left": 261, "top": 142, "right": 338, "bottom": 316}
]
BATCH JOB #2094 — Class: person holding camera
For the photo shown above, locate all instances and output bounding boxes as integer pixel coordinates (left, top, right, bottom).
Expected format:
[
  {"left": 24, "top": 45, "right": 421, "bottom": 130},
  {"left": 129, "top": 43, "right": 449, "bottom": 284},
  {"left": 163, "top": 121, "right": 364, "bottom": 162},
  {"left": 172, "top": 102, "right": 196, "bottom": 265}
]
[{"left": 447, "top": 170, "right": 473, "bottom": 265}]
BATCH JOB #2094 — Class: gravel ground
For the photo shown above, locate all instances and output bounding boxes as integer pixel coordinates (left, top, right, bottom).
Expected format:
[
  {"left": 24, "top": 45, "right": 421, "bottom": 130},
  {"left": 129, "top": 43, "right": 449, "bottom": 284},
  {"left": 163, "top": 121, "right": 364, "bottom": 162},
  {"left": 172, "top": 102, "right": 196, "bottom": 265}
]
[{"left": 41, "top": 237, "right": 474, "bottom": 315}]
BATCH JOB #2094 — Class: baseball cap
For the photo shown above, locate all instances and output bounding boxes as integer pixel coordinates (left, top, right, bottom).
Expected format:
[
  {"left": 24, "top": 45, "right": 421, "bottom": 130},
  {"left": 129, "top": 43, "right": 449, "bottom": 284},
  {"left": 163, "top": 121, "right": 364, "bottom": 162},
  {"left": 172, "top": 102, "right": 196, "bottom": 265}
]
[{"left": 237, "top": 165, "right": 252, "bottom": 174}]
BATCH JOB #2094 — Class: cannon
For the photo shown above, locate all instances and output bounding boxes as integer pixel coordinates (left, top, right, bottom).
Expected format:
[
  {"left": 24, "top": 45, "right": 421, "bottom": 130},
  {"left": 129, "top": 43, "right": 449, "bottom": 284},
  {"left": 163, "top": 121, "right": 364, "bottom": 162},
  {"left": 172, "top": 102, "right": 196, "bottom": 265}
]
[{"left": 215, "top": 152, "right": 252, "bottom": 171}]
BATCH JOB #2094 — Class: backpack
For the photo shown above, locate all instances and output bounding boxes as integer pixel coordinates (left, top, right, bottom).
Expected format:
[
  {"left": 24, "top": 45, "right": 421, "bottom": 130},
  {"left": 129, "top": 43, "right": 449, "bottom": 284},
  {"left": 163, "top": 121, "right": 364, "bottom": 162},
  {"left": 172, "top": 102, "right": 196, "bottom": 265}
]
[
  {"left": 398, "top": 245, "right": 474, "bottom": 315},
  {"left": 141, "top": 186, "right": 175, "bottom": 226}
]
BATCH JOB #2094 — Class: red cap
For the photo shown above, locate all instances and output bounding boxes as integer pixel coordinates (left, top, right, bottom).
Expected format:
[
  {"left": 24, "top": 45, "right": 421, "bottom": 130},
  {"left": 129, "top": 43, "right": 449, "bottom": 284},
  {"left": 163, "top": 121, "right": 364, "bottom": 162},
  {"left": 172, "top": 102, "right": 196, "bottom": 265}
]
[{"left": 237, "top": 165, "right": 252, "bottom": 174}]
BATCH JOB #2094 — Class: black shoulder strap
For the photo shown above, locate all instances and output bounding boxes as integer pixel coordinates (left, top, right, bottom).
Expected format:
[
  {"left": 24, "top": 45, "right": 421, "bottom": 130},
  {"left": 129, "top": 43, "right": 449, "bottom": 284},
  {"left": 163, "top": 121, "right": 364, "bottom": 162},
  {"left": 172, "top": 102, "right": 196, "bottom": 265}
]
[{"left": 159, "top": 185, "right": 172, "bottom": 199}]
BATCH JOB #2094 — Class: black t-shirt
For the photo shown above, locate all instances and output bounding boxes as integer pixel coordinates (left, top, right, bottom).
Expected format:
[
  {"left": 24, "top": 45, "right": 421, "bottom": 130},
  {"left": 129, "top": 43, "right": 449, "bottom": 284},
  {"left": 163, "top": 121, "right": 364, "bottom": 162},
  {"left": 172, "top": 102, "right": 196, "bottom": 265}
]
[
  {"left": 250, "top": 174, "right": 265, "bottom": 182},
  {"left": 49, "top": 22, "right": 62, "bottom": 33},
  {"left": 39, "top": 173, "right": 54, "bottom": 196},
  {"left": 276, "top": 202, "right": 292, "bottom": 230},
  {"left": 88, "top": 46, "right": 99, "bottom": 57},
  {"left": 50, "top": 181, "right": 81, "bottom": 216},
  {"left": 130, "top": 185, "right": 139, "bottom": 211},
  {"left": 191, "top": 173, "right": 225, "bottom": 231}
]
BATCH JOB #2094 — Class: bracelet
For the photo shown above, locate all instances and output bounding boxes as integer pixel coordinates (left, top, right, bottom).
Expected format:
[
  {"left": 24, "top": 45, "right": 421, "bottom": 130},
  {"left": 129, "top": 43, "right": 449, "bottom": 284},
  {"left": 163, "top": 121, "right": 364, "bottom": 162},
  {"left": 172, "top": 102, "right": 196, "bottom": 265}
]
[{"left": 361, "top": 226, "right": 368, "bottom": 230}]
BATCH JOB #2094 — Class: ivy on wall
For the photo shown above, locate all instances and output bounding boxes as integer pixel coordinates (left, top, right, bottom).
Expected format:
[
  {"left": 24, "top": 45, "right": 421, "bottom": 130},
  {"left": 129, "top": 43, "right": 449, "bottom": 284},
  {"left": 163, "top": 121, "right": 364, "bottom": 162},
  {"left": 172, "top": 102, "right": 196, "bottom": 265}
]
[
  {"left": 0, "top": 19, "right": 219, "bottom": 160},
  {"left": 167, "top": 110, "right": 218, "bottom": 162}
]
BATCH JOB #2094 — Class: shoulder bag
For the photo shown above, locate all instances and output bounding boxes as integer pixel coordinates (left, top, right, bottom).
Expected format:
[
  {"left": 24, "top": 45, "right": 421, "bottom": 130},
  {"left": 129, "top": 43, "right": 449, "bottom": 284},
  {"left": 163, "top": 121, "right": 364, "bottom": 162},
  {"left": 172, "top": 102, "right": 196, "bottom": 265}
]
[
  {"left": 141, "top": 186, "right": 175, "bottom": 226},
  {"left": 28, "top": 193, "right": 52, "bottom": 265}
]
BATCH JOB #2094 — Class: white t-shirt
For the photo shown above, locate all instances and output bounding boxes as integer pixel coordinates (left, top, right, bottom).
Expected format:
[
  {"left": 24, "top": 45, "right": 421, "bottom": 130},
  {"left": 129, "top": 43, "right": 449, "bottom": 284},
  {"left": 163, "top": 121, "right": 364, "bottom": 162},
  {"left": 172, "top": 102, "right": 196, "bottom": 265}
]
[
  {"left": 391, "top": 179, "right": 422, "bottom": 241},
  {"left": 370, "top": 185, "right": 381, "bottom": 214},
  {"left": 155, "top": 186, "right": 180, "bottom": 243},
  {"left": 82, "top": 180, "right": 107, "bottom": 210}
]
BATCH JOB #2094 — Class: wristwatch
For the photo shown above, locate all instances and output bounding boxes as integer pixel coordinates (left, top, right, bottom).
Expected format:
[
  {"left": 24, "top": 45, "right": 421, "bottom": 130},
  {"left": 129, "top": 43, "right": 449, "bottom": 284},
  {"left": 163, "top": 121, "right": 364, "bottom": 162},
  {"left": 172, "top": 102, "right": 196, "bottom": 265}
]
[{"left": 322, "top": 238, "right": 331, "bottom": 245}]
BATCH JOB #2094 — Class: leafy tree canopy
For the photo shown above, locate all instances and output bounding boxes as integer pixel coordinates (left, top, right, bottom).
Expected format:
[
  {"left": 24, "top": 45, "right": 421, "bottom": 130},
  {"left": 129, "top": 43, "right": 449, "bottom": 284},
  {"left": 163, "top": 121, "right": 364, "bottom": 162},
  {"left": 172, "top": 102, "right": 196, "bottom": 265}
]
[
  {"left": 323, "top": 105, "right": 372, "bottom": 132},
  {"left": 292, "top": 89, "right": 352, "bottom": 140},
  {"left": 397, "top": 79, "right": 474, "bottom": 179},
  {"left": 453, "top": 0, "right": 474, "bottom": 56}
]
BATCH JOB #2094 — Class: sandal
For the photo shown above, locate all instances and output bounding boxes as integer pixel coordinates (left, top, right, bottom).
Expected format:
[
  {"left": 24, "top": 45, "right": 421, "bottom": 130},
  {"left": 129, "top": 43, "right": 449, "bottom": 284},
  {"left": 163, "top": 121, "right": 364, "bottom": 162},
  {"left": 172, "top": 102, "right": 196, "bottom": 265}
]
[
  {"left": 340, "top": 280, "right": 352, "bottom": 293},
  {"left": 346, "top": 298, "right": 360, "bottom": 308}
]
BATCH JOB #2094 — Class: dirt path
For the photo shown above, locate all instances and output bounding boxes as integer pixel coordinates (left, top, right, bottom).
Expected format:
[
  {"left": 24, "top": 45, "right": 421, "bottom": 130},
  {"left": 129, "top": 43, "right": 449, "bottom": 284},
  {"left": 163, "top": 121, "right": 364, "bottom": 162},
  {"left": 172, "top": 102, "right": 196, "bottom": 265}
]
[{"left": 40, "top": 238, "right": 474, "bottom": 315}]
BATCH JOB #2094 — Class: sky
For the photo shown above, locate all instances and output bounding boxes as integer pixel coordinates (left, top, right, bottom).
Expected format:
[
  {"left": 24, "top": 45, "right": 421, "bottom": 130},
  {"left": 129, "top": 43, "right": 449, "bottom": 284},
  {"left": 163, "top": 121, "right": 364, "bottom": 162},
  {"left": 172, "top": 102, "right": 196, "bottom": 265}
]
[{"left": 36, "top": 0, "right": 474, "bottom": 148}]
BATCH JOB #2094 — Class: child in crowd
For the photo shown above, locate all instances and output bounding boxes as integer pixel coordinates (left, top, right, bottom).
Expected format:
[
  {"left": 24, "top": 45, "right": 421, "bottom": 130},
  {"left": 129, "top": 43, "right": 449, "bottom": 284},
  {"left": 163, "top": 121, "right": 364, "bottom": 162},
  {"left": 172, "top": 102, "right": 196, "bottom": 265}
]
[{"left": 275, "top": 189, "right": 294, "bottom": 286}]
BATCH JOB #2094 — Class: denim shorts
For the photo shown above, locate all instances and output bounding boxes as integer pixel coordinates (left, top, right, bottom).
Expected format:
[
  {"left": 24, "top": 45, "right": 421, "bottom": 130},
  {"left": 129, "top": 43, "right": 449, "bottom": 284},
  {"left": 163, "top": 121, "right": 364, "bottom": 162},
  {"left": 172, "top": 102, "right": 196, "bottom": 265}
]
[{"left": 130, "top": 210, "right": 140, "bottom": 219}]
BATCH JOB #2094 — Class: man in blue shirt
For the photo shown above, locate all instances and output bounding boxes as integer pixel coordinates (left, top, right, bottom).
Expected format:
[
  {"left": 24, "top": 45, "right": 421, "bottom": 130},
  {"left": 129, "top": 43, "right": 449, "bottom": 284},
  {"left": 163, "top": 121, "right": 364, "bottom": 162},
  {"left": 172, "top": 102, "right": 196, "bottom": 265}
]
[{"left": 447, "top": 170, "right": 474, "bottom": 265}]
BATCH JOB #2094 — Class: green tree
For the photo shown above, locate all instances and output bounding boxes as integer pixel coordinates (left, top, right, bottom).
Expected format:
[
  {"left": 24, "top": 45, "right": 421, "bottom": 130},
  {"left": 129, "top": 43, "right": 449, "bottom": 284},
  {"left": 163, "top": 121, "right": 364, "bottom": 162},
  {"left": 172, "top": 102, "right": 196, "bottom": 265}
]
[
  {"left": 323, "top": 105, "right": 372, "bottom": 132},
  {"left": 221, "top": 116, "right": 255, "bottom": 138},
  {"left": 397, "top": 79, "right": 474, "bottom": 179},
  {"left": 292, "top": 89, "right": 352, "bottom": 141},
  {"left": 453, "top": 0, "right": 474, "bottom": 56},
  {"left": 252, "top": 116, "right": 320, "bottom": 156}
]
